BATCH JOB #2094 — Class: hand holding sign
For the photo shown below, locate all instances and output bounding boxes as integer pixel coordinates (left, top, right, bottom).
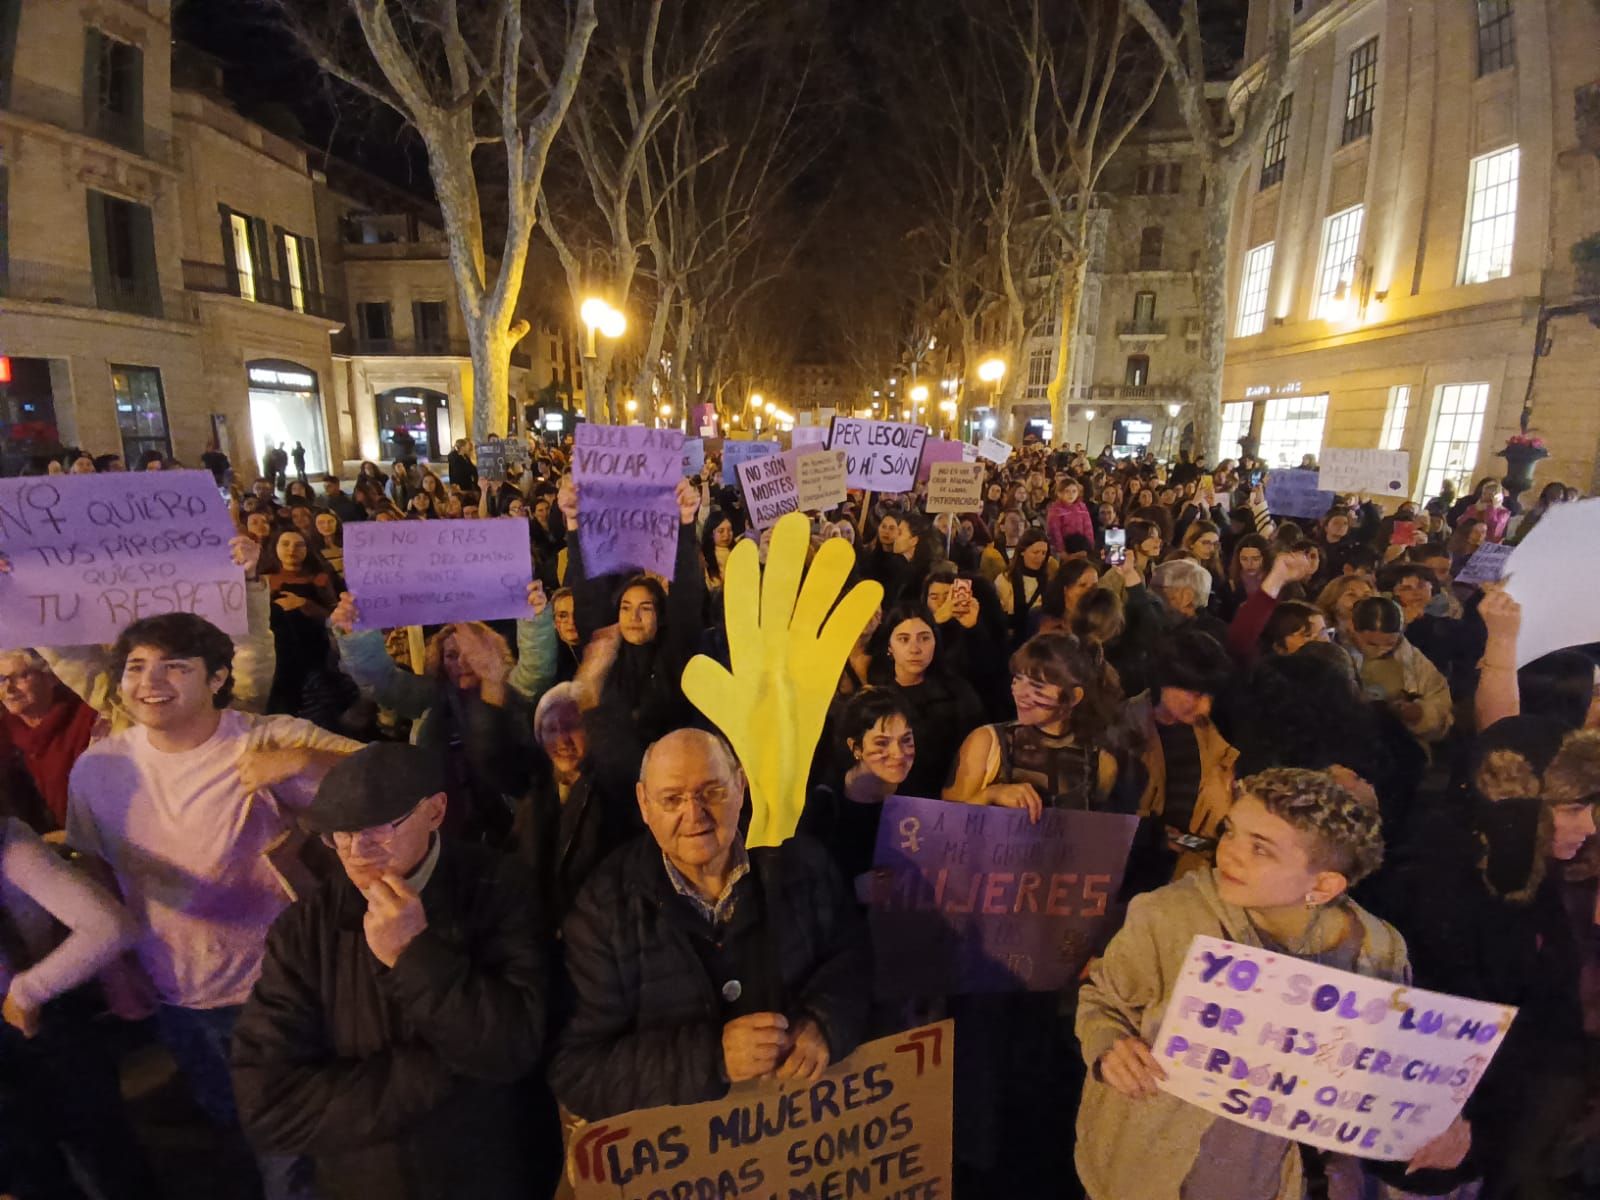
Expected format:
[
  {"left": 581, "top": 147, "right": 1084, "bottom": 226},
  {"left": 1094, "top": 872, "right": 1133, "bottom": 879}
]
[{"left": 681, "top": 512, "right": 882, "bottom": 847}]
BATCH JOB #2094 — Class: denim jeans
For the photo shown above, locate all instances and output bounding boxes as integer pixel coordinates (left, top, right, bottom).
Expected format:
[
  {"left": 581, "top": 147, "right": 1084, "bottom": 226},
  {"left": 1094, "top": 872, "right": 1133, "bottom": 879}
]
[{"left": 156, "top": 1004, "right": 313, "bottom": 1200}]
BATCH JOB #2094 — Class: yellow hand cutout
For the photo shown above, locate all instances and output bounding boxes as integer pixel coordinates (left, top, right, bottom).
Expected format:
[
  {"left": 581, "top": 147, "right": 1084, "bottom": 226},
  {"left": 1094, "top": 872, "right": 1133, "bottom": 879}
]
[{"left": 681, "top": 512, "right": 883, "bottom": 847}]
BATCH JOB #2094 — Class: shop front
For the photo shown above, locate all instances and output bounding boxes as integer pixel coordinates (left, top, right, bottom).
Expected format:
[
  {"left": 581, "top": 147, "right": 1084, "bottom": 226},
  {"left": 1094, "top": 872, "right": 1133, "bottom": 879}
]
[
  {"left": 375, "top": 386, "right": 450, "bottom": 463},
  {"left": 247, "top": 359, "right": 330, "bottom": 478}
]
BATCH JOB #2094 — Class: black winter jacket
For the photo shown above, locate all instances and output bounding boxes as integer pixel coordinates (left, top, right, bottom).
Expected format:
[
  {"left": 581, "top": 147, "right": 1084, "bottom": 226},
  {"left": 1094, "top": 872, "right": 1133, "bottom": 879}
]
[
  {"left": 549, "top": 834, "right": 870, "bottom": 1120},
  {"left": 230, "top": 841, "right": 549, "bottom": 1200}
]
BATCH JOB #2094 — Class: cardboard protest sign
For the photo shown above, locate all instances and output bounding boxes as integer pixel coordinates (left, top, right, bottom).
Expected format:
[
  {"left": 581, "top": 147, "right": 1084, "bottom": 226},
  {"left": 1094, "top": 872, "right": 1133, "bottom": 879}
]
[
  {"left": 925, "top": 462, "right": 984, "bottom": 513},
  {"left": 1317, "top": 449, "right": 1411, "bottom": 497},
  {"left": 737, "top": 452, "right": 799, "bottom": 531},
  {"left": 1263, "top": 469, "right": 1335, "bottom": 520},
  {"left": 976, "top": 435, "right": 1013, "bottom": 465},
  {"left": 0, "top": 471, "right": 245, "bottom": 645},
  {"left": 869, "top": 795, "right": 1138, "bottom": 997},
  {"left": 1154, "top": 935, "right": 1515, "bottom": 1162},
  {"left": 1505, "top": 497, "right": 1600, "bottom": 664},
  {"left": 827, "top": 418, "right": 929, "bottom": 492},
  {"left": 343, "top": 518, "right": 532, "bottom": 630},
  {"left": 565, "top": 1020, "right": 953, "bottom": 1200},
  {"left": 475, "top": 438, "right": 508, "bottom": 483},
  {"left": 916, "top": 438, "right": 964, "bottom": 483},
  {"left": 795, "top": 450, "right": 848, "bottom": 512},
  {"left": 790, "top": 425, "right": 830, "bottom": 453},
  {"left": 682, "top": 437, "right": 706, "bottom": 478},
  {"left": 1454, "top": 541, "right": 1512, "bottom": 586},
  {"left": 962, "top": 443, "right": 978, "bottom": 463},
  {"left": 722, "top": 439, "right": 780, "bottom": 487},
  {"left": 572, "top": 424, "right": 687, "bottom": 579}
]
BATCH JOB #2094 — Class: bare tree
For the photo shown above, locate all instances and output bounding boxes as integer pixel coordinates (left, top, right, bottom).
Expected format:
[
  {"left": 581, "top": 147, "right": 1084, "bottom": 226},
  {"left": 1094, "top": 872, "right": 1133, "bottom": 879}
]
[
  {"left": 1122, "top": 0, "right": 1294, "bottom": 459},
  {"left": 272, "top": 0, "right": 597, "bottom": 442}
]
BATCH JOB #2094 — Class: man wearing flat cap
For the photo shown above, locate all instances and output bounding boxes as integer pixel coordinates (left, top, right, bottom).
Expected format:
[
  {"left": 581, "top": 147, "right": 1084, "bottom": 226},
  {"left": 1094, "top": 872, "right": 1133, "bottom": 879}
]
[{"left": 230, "top": 743, "right": 552, "bottom": 1200}]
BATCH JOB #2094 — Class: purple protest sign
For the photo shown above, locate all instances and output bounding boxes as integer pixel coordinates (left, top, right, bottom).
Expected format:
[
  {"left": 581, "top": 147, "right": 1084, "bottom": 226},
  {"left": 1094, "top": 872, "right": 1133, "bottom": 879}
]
[
  {"left": 870, "top": 794, "right": 1138, "bottom": 997},
  {"left": 917, "top": 437, "right": 964, "bottom": 483},
  {"left": 0, "top": 470, "right": 244, "bottom": 646},
  {"left": 343, "top": 518, "right": 532, "bottom": 629},
  {"left": 572, "top": 423, "right": 686, "bottom": 579}
]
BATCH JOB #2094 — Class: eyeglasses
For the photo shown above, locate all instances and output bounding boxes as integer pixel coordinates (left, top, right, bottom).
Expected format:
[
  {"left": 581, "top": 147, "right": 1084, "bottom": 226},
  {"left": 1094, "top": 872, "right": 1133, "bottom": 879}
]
[
  {"left": 320, "top": 801, "right": 425, "bottom": 849},
  {"left": 649, "top": 783, "right": 733, "bottom": 815}
]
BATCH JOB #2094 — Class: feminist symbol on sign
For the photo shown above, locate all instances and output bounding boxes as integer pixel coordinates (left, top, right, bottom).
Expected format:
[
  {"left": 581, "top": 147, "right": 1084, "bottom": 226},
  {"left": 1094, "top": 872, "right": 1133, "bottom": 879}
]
[{"left": 899, "top": 816, "right": 922, "bottom": 854}]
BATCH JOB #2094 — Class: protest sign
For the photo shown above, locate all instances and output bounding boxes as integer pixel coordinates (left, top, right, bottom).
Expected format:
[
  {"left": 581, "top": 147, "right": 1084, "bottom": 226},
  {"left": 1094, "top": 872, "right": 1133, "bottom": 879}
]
[
  {"left": 342, "top": 518, "right": 532, "bottom": 630},
  {"left": 1505, "top": 497, "right": 1600, "bottom": 664},
  {"left": 681, "top": 437, "right": 705, "bottom": 478},
  {"left": 790, "top": 425, "right": 830, "bottom": 453},
  {"left": 869, "top": 795, "right": 1138, "bottom": 997},
  {"left": 1263, "top": 469, "right": 1335, "bottom": 520},
  {"left": 475, "top": 438, "right": 508, "bottom": 482},
  {"left": 722, "top": 439, "right": 780, "bottom": 486},
  {"left": 1317, "top": 448, "right": 1411, "bottom": 497},
  {"left": 572, "top": 423, "right": 686, "bottom": 579},
  {"left": 0, "top": 471, "right": 244, "bottom": 645},
  {"left": 916, "top": 438, "right": 964, "bottom": 483},
  {"left": 504, "top": 439, "right": 530, "bottom": 474},
  {"left": 1154, "top": 934, "right": 1514, "bottom": 1162},
  {"left": 737, "top": 453, "right": 799, "bottom": 531},
  {"left": 961, "top": 443, "right": 978, "bottom": 463},
  {"left": 565, "top": 1020, "right": 953, "bottom": 1200},
  {"left": 976, "top": 435, "right": 1013, "bottom": 465},
  {"left": 795, "top": 450, "right": 848, "bottom": 512},
  {"left": 925, "top": 462, "right": 984, "bottom": 513},
  {"left": 827, "top": 417, "right": 929, "bottom": 492},
  {"left": 1454, "top": 541, "right": 1512, "bottom": 586}
]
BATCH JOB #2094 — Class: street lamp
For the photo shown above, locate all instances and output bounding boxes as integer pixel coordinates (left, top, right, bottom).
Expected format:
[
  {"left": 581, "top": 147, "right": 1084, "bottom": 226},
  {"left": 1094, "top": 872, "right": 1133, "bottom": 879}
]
[
  {"left": 910, "top": 384, "right": 929, "bottom": 404},
  {"left": 624, "top": 398, "right": 639, "bottom": 420},
  {"left": 1082, "top": 407, "right": 1097, "bottom": 451},
  {"left": 580, "top": 297, "right": 627, "bottom": 418},
  {"left": 975, "top": 357, "right": 1006, "bottom": 438},
  {"left": 749, "top": 392, "right": 764, "bottom": 409}
]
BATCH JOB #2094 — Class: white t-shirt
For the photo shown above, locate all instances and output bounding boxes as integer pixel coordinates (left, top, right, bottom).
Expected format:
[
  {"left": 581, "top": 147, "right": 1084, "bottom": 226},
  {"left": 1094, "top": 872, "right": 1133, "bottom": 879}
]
[{"left": 66, "top": 709, "right": 359, "bottom": 1009}]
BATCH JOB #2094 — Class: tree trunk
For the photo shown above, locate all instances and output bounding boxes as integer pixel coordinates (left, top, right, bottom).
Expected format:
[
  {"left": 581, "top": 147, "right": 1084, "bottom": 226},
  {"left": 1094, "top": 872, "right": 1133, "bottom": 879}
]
[
  {"left": 1048, "top": 255, "right": 1088, "bottom": 440},
  {"left": 1189, "top": 185, "right": 1235, "bottom": 462}
]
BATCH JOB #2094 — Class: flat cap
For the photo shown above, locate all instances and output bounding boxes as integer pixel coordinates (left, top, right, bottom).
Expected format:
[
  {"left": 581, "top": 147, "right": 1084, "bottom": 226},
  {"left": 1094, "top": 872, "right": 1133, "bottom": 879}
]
[{"left": 303, "top": 743, "right": 448, "bottom": 835}]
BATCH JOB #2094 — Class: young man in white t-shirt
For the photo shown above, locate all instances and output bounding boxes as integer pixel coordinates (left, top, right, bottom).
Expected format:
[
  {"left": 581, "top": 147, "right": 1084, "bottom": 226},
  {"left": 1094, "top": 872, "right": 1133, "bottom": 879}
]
[{"left": 67, "top": 611, "right": 360, "bottom": 1200}]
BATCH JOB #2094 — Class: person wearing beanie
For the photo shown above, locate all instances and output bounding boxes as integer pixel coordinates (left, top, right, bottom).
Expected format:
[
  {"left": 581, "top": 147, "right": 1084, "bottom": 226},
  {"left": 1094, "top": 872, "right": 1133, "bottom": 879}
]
[
  {"left": 230, "top": 743, "right": 554, "bottom": 1200},
  {"left": 1373, "top": 717, "right": 1599, "bottom": 1198}
]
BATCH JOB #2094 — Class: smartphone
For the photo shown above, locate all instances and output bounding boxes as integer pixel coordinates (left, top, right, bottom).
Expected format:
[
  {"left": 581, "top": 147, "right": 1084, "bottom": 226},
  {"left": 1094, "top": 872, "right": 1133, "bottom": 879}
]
[
  {"left": 1389, "top": 520, "right": 1416, "bottom": 546},
  {"left": 1104, "top": 527, "right": 1127, "bottom": 565},
  {"left": 951, "top": 578, "right": 973, "bottom": 608},
  {"left": 1172, "top": 832, "right": 1217, "bottom": 854}
]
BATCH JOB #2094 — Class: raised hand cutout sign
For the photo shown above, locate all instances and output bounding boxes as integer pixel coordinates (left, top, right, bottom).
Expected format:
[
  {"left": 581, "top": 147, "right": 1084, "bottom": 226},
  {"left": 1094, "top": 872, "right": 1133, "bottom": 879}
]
[{"left": 681, "top": 512, "right": 883, "bottom": 847}]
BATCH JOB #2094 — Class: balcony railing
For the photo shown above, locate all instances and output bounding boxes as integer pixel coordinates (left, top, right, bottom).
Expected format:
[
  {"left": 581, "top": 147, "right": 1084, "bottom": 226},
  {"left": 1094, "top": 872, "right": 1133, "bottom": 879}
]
[
  {"left": 1, "top": 77, "right": 174, "bottom": 164},
  {"left": 1087, "top": 384, "right": 1187, "bottom": 402},
  {"left": 1, "top": 259, "right": 195, "bottom": 322},
  {"left": 1116, "top": 317, "right": 1169, "bottom": 338},
  {"left": 328, "top": 329, "right": 532, "bottom": 369},
  {"left": 182, "top": 260, "right": 346, "bottom": 323}
]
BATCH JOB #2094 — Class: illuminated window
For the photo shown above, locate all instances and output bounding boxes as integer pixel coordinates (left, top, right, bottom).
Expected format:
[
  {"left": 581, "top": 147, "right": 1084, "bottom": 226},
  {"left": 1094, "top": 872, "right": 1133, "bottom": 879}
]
[
  {"left": 1236, "top": 242, "right": 1275, "bottom": 336},
  {"left": 1219, "top": 401, "right": 1252, "bottom": 456},
  {"left": 1379, "top": 385, "right": 1410, "bottom": 451},
  {"left": 1342, "top": 38, "right": 1379, "bottom": 145},
  {"left": 1419, "top": 383, "right": 1489, "bottom": 501},
  {"left": 1260, "top": 95, "right": 1292, "bottom": 189},
  {"left": 1314, "top": 206, "right": 1364, "bottom": 318},
  {"left": 1258, "top": 394, "right": 1328, "bottom": 469},
  {"left": 282, "top": 234, "right": 305, "bottom": 312},
  {"left": 1459, "top": 145, "right": 1519, "bottom": 284},
  {"left": 1025, "top": 347, "right": 1053, "bottom": 398},
  {"left": 230, "top": 213, "right": 256, "bottom": 301}
]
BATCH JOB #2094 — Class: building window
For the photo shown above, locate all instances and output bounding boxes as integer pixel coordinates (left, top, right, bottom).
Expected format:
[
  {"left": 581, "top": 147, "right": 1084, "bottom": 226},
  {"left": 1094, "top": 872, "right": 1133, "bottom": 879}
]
[
  {"left": 1138, "top": 226, "right": 1163, "bottom": 271},
  {"left": 1260, "top": 94, "right": 1292, "bottom": 189},
  {"left": 1236, "top": 242, "right": 1275, "bottom": 336},
  {"left": 87, "top": 190, "right": 161, "bottom": 317},
  {"left": 1220, "top": 400, "right": 1253, "bottom": 456},
  {"left": 281, "top": 235, "right": 305, "bottom": 311},
  {"left": 1379, "top": 386, "right": 1411, "bottom": 451},
  {"left": 1341, "top": 37, "right": 1379, "bottom": 145},
  {"left": 1132, "top": 291, "right": 1156, "bottom": 323},
  {"left": 84, "top": 28, "right": 144, "bottom": 153},
  {"left": 1314, "top": 205, "right": 1364, "bottom": 318},
  {"left": 229, "top": 213, "right": 257, "bottom": 301},
  {"left": 1133, "top": 162, "right": 1184, "bottom": 196},
  {"left": 1419, "top": 383, "right": 1489, "bottom": 501},
  {"left": 1124, "top": 355, "right": 1150, "bottom": 387},
  {"left": 0, "top": 0, "right": 21, "bottom": 108},
  {"left": 1258, "top": 393, "right": 1329, "bottom": 468},
  {"left": 1459, "top": 144, "right": 1519, "bottom": 285},
  {"left": 356, "top": 302, "right": 393, "bottom": 348},
  {"left": 1025, "top": 347, "right": 1053, "bottom": 399},
  {"left": 110, "top": 365, "right": 170, "bottom": 464},
  {"left": 1476, "top": 0, "right": 1515, "bottom": 76},
  {"left": 413, "top": 301, "right": 449, "bottom": 352}
]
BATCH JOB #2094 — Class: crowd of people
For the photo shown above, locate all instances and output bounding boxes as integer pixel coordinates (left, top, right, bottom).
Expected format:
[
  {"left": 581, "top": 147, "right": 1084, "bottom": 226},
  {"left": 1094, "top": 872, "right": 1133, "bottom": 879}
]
[{"left": 0, "top": 432, "right": 1596, "bottom": 1200}]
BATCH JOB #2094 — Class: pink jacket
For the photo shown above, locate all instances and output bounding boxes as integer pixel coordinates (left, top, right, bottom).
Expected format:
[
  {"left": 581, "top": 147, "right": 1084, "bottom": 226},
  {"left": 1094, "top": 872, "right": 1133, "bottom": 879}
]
[{"left": 1046, "top": 500, "right": 1095, "bottom": 555}]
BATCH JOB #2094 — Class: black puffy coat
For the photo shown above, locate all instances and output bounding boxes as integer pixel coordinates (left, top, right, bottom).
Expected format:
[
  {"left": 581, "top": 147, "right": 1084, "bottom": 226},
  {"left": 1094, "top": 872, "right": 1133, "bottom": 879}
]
[
  {"left": 549, "top": 834, "right": 870, "bottom": 1120},
  {"left": 230, "top": 842, "right": 550, "bottom": 1200}
]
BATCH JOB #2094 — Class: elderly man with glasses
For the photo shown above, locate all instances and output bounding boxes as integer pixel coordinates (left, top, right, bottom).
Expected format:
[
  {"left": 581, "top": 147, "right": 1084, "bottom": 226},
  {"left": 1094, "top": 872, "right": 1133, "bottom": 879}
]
[
  {"left": 550, "top": 728, "right": 870, "bottom": 1120},
  {"left": 231, "top": 742, "right": 551, "bottom": 1200}
]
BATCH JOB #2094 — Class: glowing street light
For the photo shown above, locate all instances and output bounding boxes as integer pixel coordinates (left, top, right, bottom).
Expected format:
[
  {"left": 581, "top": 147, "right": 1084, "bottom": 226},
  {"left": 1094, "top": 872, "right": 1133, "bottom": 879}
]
[
  {"left": 910, "top": 384, "right": 930, "bottom": 405},
  {"left": 749, "top": 392, "right": 764, "bottom": 408},
  {"left": 976, "top": 358, "right": 1006, "bottom": 384},
  {"left": 624, "top": 398, "right": 639, "bottom": 418}
]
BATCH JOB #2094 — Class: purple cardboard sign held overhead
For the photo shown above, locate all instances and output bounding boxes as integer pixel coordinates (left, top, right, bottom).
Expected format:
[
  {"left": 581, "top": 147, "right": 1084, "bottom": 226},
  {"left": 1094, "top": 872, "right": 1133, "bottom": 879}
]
[
  {"left": 343, "top": 518, "right": 533, "bottom": 630},
  {"left": 870, "top": 794, "right": 1138, "bottom": 997},
  {"left": 0, "top": 470, "right": 245, "bottom": 646},
  {"left": 572, "top": 423, "right": 686, "bottom": 579},
  {"left": 917, "top": 438, "right": 964, "bottom": 483}
]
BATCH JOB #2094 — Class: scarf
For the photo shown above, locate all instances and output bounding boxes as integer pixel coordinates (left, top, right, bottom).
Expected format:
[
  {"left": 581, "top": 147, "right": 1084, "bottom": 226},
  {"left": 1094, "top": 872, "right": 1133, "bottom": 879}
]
[{"left": 2, "top": 688, "right": 98, "bottom": 827}]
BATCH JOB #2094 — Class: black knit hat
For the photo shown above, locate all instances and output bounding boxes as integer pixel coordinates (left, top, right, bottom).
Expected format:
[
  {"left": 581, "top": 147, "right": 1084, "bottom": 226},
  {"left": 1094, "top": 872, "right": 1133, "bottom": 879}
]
[{"left": 303, "top": 743, "right": 447, "bottom": 835}]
